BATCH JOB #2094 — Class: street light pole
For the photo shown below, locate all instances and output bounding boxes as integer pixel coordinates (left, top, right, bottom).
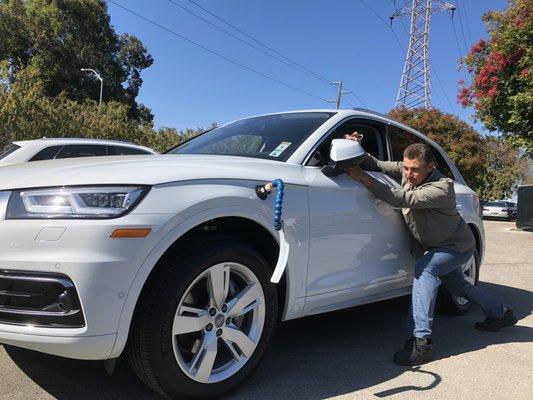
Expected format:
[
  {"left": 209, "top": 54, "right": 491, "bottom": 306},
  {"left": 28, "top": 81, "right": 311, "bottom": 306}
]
[{"left": 80, "top": 68, "right": 103, "bottom": 106}]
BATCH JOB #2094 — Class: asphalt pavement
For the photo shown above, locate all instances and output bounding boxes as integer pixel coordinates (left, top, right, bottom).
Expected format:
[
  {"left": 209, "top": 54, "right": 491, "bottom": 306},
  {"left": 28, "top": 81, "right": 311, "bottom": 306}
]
[{"left": 1, "top": 220, "right": 531, "bottom": 400}]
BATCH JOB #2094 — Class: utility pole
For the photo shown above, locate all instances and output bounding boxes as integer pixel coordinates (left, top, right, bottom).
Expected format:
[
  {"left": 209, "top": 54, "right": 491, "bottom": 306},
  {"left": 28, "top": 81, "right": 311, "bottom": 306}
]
[
  {"left": 80, "top": 68, "right": 103, "bottom": 106},
  {"left": 391, "top": 0, "right": 455, "bottom": 108},
  {"left": 327, "top": 81, "right": 352, "bottom": 109}
]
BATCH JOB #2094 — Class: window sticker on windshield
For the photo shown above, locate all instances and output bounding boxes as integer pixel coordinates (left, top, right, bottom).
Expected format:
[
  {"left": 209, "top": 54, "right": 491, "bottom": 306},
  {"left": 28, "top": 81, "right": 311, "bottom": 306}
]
[{"left": 269, "top": 142, "right": 291, "bottom": 157}]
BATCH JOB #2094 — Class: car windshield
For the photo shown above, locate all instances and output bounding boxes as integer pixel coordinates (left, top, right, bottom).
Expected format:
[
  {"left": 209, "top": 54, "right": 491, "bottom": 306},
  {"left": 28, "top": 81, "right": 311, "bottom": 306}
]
[
  {"left": 0, "top": 143, "right": 20, "bottom": 160},
  {"left": 167, "top": 112, "right": 335, "bottom": 161}
]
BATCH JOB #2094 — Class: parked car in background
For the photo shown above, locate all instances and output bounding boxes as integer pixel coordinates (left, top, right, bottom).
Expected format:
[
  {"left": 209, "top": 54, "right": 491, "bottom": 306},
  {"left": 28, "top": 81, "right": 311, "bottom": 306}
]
[
  {"left": 504, "top": 201, "right": 517, "bottom": 219},
  {"left": 0, "top": 138, "right": 157, "bottom": 166},
  {"left": 0, "top": 109, "right": 485, "bottom": 399},
  {"left": 482, "top": 201, "right": 513, "bottom": 220}
]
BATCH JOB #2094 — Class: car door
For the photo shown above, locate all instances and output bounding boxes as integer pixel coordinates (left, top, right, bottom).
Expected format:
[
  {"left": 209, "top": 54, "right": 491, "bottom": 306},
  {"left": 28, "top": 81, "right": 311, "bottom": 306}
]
[{"left": 302, "top": 118, "right": 413, "bottom": 316}]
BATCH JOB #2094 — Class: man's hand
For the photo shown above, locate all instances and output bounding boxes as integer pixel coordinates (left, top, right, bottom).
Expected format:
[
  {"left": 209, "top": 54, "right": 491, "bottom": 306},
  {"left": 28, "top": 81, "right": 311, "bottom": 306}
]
[
  {"left": 344, "top": 131, "right": 363, "bottom": 142},
  {"left": 346, "top": 165, "right": 365, "bottom": 180},
  {"left": 346, "top": 164, "right": 374, "bottom": 189}
]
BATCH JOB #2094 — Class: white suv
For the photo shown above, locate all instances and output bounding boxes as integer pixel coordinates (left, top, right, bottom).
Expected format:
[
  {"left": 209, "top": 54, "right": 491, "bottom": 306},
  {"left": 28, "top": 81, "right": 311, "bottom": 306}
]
[
  {"left": 0, "top": 110, "right": 485, "bottom": 399},
  {"left": 0, "top": 138, "right": 157, "bottom": 166}
]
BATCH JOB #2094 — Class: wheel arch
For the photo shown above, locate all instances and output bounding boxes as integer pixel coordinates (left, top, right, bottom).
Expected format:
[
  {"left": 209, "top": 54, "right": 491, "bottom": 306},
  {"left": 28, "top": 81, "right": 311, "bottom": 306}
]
[
  {"left": 135, "top": 216, "right": 286, "bottom": 321},
  {"left": 109, "top": 209, "right": 289, "bottom": 359},
  {"left": 468, "top": 222, "right": 483, "bottom": 264}
]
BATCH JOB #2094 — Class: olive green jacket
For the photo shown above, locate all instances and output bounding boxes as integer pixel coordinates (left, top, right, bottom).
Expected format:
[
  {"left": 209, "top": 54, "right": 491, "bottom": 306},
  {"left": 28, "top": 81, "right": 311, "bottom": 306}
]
[{"left": 360, "top": 154, "right": 475, "bottom": 255}]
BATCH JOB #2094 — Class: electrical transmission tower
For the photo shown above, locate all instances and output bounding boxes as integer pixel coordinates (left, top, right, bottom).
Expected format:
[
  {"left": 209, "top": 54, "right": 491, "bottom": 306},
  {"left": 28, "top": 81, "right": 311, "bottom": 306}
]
[{"left": 391, "top": 0, "right": 455, "bottom": 108}]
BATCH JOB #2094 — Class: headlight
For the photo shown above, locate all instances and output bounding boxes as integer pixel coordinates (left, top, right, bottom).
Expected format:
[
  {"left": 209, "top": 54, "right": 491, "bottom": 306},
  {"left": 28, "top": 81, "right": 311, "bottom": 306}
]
[{"left": 6, "top": 186, "right": 149, "bottom": 219}]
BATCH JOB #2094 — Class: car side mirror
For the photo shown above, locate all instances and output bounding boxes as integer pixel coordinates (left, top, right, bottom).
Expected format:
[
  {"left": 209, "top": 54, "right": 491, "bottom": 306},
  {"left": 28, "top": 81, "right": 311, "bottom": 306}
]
[{"left": 321, "top": 139, "right": 366, "bottom": 177}]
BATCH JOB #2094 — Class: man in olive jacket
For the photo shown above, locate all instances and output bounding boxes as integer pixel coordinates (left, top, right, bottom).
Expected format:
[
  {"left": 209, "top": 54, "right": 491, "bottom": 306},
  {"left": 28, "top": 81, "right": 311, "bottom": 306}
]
[{"left": 345, "top": 133, "right": 517, "bottom": 366}]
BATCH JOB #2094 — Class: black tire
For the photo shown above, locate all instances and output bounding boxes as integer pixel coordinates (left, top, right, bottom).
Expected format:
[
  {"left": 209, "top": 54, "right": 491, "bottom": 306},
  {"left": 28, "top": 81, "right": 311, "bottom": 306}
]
[
  {"left": 437, "top": 249, "right": 480, "bottom": 315},
  {"left": 127, "top": 236, "right": 278, "bottom": 399}
]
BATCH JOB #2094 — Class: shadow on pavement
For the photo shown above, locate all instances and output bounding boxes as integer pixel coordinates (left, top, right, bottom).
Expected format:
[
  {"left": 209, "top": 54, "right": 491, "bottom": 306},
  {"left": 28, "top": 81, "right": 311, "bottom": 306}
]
[{"left": 4, "top": 281, "right": 532, "bottom": 400}]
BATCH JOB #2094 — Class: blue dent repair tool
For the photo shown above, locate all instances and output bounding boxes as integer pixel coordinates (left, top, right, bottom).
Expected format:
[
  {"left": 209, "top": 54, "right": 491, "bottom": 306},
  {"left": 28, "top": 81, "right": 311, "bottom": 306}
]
[{"left": 256, "top": 179, "right": 290, "bottom": 283}]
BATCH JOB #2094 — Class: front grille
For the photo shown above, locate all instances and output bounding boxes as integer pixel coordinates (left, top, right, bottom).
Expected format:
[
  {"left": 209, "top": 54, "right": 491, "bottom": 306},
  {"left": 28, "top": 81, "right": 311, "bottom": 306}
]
[{"left": 0, "top": 271, "right": 85, "bottom": 328}]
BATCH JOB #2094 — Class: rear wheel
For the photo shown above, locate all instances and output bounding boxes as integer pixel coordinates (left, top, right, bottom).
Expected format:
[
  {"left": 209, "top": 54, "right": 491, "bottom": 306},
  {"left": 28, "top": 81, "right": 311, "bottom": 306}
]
[
  {"left": 128, "top": 237, "right": 278, "bottom": 399},
  {"left": 437, "top": 249, "right": 479, "bottom": 315}
]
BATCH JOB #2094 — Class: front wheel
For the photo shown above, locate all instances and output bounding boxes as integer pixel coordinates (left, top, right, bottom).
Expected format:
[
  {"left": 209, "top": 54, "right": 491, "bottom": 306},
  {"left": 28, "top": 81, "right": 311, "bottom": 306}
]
[
  {"left": 437, "top": 249, "right": 480, "bottom": 315},
  {"left": 128, "top": 237, "right": 278, "bottom": 399}
]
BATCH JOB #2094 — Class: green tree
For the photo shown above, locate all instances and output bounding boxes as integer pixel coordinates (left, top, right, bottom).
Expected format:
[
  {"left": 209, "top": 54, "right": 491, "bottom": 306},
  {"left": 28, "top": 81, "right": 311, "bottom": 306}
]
[
  {"left": 478, "top": 136, "right": 528, "bottom": 200},
  {"left": 387, "top": 107, "right": 525, "bottom": 199},
  {"left": 458, "top": 0, "right": 532, "bottom": 154},
  {"left": 0, "top": 64, "right": 207, "bottom": 153},
  {"left": 0, "top": 0, "right": 153, "bottom": 121}
]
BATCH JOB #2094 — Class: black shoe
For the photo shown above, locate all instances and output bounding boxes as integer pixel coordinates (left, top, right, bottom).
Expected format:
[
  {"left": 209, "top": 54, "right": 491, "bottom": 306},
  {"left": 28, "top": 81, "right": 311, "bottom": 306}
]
[
  {"left": 393, "top": 336, "right": 433, "bottom": 366},
  {"left": 475, "top": 308, "right": 518, "bottom": 332}
]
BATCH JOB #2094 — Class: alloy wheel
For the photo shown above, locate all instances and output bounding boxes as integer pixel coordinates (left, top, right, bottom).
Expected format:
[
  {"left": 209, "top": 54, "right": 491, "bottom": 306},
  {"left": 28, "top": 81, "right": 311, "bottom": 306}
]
[{"left": 171, "top": 262, "right": 265, "bottom": 384}]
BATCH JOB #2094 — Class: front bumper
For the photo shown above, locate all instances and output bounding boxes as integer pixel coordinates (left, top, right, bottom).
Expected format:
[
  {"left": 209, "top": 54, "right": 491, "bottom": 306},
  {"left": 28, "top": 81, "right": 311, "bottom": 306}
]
[
  {"left": 0, "top": 208, "right": 171, "bottom": 360},
  {"left": 0, "top": 326, "right": 116, "bottom": 360}
]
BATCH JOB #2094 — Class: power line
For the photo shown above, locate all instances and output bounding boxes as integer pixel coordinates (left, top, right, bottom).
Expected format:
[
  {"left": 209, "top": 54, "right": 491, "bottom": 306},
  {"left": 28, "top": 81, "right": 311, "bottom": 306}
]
[
  {"left": 342, "top": 95, "right": 356, "bottom": 108},
  {"left": 360, "top": 0, "right": 390, "bottom": 25},
  {"left": 185, "top": 0, "right": 331, "bottom": 84},
  {"left": 429, "top": 61, "right": 455, "bottom": 110},
  {"left": 348, "top": 92, "right": 367, "bottom": 108},
  {"left": 456, "top": 6, "right": 470, "bottom": 56},
  {"left": 166, "top": 0, "right": 331, "bottom": 85},
  {"left": 450, "top": 15, "right": 468, "bottom": 80},
  {"left": 107, "top": 0, "right": 330, "bottom": 103},
  {"left": 390, "top": 24, "right": 406, "bottom": 55},
  {"left": 173, "top": 0, "right": 367, "bottom": 107},
  {"left": 459, "top": 0, "right": 473, "bottom": 45}
]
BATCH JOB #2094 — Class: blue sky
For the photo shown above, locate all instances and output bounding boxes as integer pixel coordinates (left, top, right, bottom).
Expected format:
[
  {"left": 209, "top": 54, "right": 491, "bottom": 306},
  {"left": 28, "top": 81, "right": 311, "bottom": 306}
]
[{"left": 107, "top": 0, "right": 507, "bottom": 132}]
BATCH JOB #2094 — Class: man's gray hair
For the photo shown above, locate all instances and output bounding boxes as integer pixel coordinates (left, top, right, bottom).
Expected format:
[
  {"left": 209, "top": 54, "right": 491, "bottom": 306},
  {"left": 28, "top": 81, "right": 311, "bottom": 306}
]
[{"left": 403, "top": 143, "right": 435, "bottom": 164}]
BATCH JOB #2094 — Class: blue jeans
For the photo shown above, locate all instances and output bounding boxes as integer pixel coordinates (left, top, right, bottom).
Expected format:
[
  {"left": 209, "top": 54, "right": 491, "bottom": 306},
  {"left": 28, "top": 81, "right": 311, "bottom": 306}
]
[{"left": 407, "top": 247, "right": 505, "bottom": 338}]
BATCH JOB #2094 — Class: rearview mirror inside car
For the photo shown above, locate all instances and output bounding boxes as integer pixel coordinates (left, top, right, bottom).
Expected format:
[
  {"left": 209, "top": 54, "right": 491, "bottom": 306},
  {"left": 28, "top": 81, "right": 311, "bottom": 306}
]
[{"left": 321, "top": 139, "right": 366, "bottom": 177}]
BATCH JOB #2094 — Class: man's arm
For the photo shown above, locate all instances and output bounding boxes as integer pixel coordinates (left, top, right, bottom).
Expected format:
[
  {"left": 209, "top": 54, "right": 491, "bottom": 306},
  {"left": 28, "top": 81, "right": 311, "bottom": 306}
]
[
  {"left": 360, "top": 153, "right": 403, "bottom": 181},
  {"left": 344, "top": 132, "right": 402, "bottom": 180},
  {"left": 346, "top": 166, "right": 454, "bottom": 209}
]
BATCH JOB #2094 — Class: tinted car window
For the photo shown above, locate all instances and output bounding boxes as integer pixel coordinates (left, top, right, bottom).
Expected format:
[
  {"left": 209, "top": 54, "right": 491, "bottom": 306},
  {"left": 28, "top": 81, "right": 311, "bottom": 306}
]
[
  {"left": 486, "top": 201, "right": 507, "bottom": 207},
  {"left": 55, "top": 144, "right": 106, "bottom": 159},
  {"left": 28, "top": 145, "right": 63, "bottom": 161},
  {"left": 307, "top": 119, "right": 385, "bottom": 166},
  {"left": 388, "top": 125, "right": 454, "bottom": 179},
  {"left": 169, "top": 112, "right": 335, "bottom": 162},
  {"left": 0, "top": 144, "right": 20, "bottom": 160},
  {"left": 108, "top": 146, "right": 150, "bottom": 155}
]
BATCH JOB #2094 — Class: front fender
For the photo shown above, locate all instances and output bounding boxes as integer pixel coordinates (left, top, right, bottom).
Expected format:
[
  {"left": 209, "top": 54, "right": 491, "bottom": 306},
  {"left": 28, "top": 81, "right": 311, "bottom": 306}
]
[{"left": 109, "top": 181, "right": 309, "bottom": 358}]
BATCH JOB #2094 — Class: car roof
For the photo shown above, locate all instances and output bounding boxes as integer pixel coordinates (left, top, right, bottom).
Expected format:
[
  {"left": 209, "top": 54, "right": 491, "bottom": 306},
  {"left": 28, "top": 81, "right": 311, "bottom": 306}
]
[
  {"left": 223, "top": 108, "right": 422, "bottom": 136},
  {"left": 12, "top": 138, "right": 157, "bottom": 153}
]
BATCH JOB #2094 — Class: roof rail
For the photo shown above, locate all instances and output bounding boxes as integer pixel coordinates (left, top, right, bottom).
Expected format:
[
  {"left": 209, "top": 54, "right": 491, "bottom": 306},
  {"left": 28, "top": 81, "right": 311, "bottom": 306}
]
[
  {"left": 38, "top": 137, "right": 138, "bottom": 146},
  {"left": 352, "top": 108, "right": 389, "bottom": 118}
]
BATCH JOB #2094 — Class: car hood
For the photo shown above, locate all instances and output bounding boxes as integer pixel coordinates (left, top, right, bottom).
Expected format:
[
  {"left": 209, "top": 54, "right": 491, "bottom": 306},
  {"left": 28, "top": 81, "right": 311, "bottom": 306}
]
[{"left": 0, "top": 154, "right": 303, "bottom": 190}]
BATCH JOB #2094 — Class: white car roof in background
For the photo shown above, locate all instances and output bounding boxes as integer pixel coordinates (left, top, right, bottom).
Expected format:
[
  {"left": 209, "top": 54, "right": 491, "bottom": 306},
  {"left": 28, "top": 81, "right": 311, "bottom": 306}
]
[{"left": 12, "top": 138, "right": 157, "bottom": 154}]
